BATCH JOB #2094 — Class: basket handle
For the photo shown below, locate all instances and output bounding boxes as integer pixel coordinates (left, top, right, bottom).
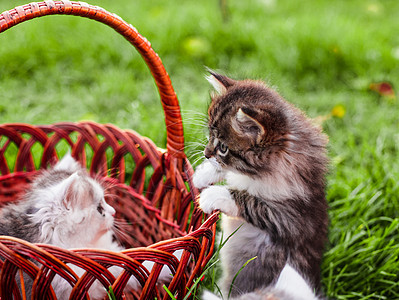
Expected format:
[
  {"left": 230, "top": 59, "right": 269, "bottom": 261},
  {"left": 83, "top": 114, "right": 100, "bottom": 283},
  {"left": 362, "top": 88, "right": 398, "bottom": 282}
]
[{"left": 0, "top": 1, "right": 185, "bottom": 158}]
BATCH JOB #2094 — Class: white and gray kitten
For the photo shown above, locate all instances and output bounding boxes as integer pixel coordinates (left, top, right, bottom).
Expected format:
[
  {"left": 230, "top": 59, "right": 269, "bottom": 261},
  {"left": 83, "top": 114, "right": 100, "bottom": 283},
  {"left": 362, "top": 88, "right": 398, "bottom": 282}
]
[
  {"left": 0, "top": 154, "right": 175, "bottom": 299},
  {"left": 194, "top": 72, "right": 328, "bottom": 297}
]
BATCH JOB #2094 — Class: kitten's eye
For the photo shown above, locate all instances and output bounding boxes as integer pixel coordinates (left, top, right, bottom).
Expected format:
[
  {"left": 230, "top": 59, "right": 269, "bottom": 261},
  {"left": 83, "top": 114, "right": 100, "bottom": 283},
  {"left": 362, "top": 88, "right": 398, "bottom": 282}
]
[
  {"left": 97, "top": 204, "right": 104, "bottom": 215},
  {"left": 217, "top": 142, "right": 229, "bottom": 156}
]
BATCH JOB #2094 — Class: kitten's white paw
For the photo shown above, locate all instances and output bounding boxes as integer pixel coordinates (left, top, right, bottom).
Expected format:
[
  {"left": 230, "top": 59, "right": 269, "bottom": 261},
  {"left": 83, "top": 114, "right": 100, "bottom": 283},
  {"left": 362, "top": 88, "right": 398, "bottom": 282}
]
[
  {"left": 202, "top": 290, "right": 222, "bottom": 300},
  {"left": 275, "top": 264, "right": 318, "bottom": 300},
  {"left": 193, "top": 159, "right": 224, "bottom": 189},
  {"left": 198, "top": 186, "right": 238, "bottom": 216}
]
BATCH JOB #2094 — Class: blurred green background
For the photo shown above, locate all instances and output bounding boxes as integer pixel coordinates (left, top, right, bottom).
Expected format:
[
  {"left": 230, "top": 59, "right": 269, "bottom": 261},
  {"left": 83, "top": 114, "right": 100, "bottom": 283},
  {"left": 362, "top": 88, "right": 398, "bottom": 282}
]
[{"left": 0, "top": 0, "right": 398, "bottom": 299}]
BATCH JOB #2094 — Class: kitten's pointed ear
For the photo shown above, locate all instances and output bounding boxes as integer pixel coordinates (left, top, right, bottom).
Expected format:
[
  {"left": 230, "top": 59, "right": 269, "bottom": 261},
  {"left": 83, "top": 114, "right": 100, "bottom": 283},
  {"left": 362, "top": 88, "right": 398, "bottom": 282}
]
[
  {"left": 55, "top": 153, "right": 81, "bottom": 172},
  {"left": 232, "top": 108, "right": 265, "bottom": 143},
  {"left": 205, "top": 69, "right": 235, "bottom": 95},
  {"left": 60, "top": 172, "right": 80, "bottom": 208},
  {"left": 62, "top": 173, "right": 95, "bottom": 210}
]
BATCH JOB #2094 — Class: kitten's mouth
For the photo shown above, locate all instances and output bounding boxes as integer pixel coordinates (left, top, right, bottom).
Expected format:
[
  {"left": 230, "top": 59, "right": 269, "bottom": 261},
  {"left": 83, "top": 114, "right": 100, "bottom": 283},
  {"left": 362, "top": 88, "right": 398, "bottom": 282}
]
[{"left": 208, "top": 157, "right": 222, "bottom": 170}]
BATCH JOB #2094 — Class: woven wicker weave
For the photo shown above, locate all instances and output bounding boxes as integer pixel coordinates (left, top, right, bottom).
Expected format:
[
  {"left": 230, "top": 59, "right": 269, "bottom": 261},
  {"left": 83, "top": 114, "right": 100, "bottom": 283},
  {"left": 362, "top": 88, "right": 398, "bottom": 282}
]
[{"left": 0, "top": 2, "right": 218, "bottom": 299}]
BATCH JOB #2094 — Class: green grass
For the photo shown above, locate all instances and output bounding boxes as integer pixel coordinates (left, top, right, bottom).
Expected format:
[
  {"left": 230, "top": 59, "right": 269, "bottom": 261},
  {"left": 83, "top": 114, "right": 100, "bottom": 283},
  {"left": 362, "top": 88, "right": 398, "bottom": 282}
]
[{"left": 0, "top": 0, "right": 398, "bottom": 299}]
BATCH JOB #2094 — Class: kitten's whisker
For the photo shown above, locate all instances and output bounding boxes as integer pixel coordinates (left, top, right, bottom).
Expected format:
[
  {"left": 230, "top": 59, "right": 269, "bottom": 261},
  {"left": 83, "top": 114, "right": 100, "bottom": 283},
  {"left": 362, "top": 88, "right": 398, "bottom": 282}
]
[
  {"left": 187, "top": 148, "right": 205, "bottom": 155},
  {"left": 186, "top": 148, "right": 205, "bottom": 157},
  {"left": 188, "top": 157, "right": 204, "bottom": 167},
  {"left": 181, "top": 114, "right": 209, "bottom": 123},
  {"left": 187, "top": 150, "right": 205, "bottom": 161},
  {"left": 180, "top": 115, "right": 208, "bottom": 122},
  {"left": 190, "top": 155, "right": 206, "bottom": 167},
  {"left": 186, "top": 148, "right": 206, "bottom": 156},
  {"left": 181, "top": 109, "right": 208, "bottom": 117},
  {"left": 113, "top": 219, "right": 135, "bottom": 242},
  {"left": 185, "top": 140, "right": 208, "bottom": 149},
  {"left": 183, "top": 121, "right": 209, "bottom": 128},
  {"left": 114, "top": 218, "right": 146, "bottom": 228},
  {"left": 185, "top": 140, "right": 208, "bottom": 147}
]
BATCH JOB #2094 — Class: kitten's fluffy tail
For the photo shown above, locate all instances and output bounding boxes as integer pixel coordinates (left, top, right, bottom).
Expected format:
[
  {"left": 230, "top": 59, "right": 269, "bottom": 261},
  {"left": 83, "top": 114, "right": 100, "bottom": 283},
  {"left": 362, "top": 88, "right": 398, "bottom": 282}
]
[{"left": 202, "top": 264, "right": 319, "bottom": 300}]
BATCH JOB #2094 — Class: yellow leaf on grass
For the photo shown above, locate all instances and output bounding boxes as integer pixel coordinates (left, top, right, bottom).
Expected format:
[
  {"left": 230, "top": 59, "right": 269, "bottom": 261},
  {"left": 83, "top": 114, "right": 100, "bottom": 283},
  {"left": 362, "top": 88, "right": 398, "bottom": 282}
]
[{"left": 331, "top": 105, "right": 346, "bottom": 118}]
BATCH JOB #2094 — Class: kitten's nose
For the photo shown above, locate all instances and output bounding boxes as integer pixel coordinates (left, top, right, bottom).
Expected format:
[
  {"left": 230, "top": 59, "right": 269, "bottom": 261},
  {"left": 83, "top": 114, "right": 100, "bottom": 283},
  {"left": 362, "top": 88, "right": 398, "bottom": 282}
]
[
  {"left": 110, "top": 206, "right": 116, "bottom": 217},
  {"left": 204, "top": 148, "right": 213, "bottom": 159}
]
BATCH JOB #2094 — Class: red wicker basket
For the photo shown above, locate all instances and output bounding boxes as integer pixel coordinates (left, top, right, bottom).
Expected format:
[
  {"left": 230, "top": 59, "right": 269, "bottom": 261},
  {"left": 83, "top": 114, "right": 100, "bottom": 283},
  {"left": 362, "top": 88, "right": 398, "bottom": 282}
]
[{"left": 0, "top": 2, "right": 218, "bottom": 299}]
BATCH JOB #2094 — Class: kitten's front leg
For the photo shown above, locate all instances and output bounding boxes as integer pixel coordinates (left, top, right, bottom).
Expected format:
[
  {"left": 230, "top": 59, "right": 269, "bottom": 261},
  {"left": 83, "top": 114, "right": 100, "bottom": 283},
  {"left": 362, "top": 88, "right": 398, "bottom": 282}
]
[
  {"left": 198, "top": 186, "right": 239, "bottom": 216},
  {"left": 193, "top": 158, "right": 225, "bottom": 189}
]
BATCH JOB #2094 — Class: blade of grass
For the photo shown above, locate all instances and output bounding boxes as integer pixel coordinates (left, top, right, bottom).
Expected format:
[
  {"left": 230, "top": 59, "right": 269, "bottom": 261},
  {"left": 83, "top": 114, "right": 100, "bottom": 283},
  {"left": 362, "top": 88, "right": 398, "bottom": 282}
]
[
  {"left": 163, "top": 285, "right": 177, "bottom": 300},
  {"left": 228, "top": 256, "right": 257, "bottom": 299},
  {"left": 107, "top": 286, "right": 117, "bottom": 300}
]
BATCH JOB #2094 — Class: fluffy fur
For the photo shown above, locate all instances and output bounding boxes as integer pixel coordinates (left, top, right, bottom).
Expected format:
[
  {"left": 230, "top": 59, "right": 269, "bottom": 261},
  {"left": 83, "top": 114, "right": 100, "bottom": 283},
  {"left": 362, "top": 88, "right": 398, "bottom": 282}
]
[
  {"left": 202, "top": 263, "right": 319, "bottom": 300},
  {"left": 193, "top": 72, "right": 328, "bottom": 297},
  {"left": 0, "top": 154, "right": 176, "bottom": 299}
]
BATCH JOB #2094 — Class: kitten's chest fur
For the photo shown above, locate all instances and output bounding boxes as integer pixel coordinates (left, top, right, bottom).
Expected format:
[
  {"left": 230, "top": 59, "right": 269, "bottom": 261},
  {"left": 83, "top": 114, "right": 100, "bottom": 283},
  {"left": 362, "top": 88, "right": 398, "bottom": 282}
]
[
  {"left": 225, "top": 171, "right": 298, "bottom": 201},
  {"left": 219, "top": 213, "right": 275, "bottom": 295},
  {"left": 221, "top": 216, "right": 271, "bottom": 256},
  {"left": 219, "top": 170, "right": 320, "bottom": 293},
  {"left": 221, "top": 172, "right": 277, "bottom": 252}
]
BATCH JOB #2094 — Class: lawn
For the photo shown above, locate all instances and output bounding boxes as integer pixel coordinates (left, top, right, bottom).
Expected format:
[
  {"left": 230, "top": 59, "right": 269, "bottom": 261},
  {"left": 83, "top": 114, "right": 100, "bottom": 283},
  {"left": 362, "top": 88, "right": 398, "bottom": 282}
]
[{"left": 0, "top": 0, "right": 398, "bottom": 299}]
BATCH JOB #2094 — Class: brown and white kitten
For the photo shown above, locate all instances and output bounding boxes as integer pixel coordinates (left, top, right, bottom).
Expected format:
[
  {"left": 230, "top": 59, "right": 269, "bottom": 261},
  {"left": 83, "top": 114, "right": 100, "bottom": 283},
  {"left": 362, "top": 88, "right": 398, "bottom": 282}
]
[{"left": 193, "top": 72, "right": 328, "bottom": 297}]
